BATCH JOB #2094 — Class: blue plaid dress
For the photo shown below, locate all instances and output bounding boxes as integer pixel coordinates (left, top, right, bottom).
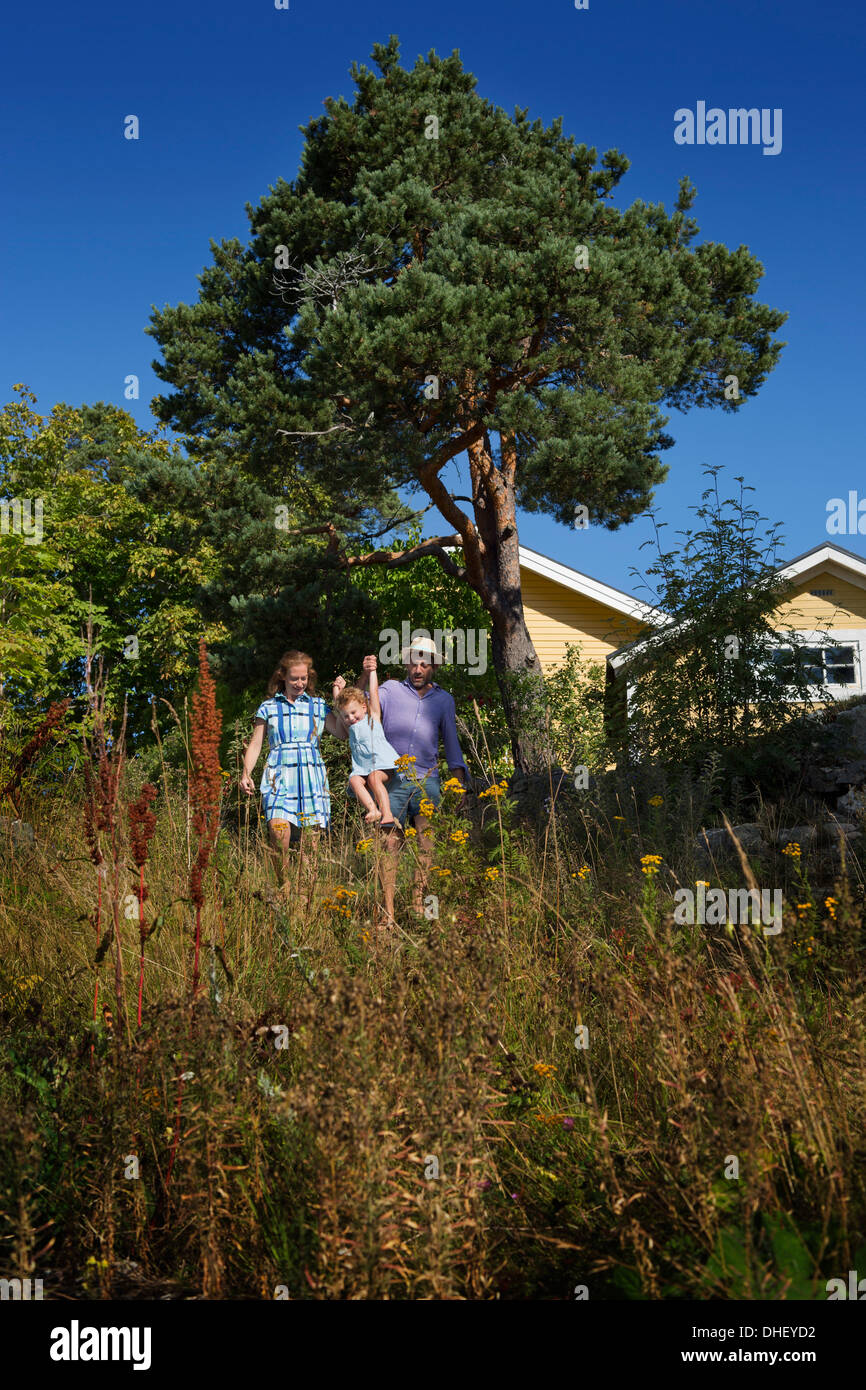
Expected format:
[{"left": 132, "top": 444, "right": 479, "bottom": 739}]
[{"left": 255, "top": 692, "right": 331, "bottom": 828}]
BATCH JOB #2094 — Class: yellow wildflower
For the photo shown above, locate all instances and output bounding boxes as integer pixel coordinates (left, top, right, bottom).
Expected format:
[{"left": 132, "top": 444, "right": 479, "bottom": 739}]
[
  {"left": 781, "top": 842, "right": 801, "bottom": 858},
  {"left": 404, "top": 826, "right": 417, "bottom": 838},
  {"left": 418, "top": 799, "right": 435, "bottom": 817},
  {"left": 533, "top": 1062, "right": 558, "bottom": 1079},
  {"left": 485, "top": 866, "right": 499, "bottom": 881},
  {"left": 356, "top": 838, "right": 373, "bottom": 853},
  {"left": 450, "top": 829, "right": 469, "bottom": 844},
  {"left": 648, "top": 795, "right": 664, "bottom": 807},
  {"left": 478, "top": 782, "right": 507, "bottom": 800}
]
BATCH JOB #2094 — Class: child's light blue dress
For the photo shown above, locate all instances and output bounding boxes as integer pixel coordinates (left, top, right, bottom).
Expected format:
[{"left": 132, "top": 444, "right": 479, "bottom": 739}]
[{"left": 349, "top": 714, "right": 400, "bottom": 778}]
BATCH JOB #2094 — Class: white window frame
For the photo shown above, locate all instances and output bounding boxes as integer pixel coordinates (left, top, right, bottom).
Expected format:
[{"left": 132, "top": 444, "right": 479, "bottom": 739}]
[{"left": 770, "top": 628, "right": 865, "bottom": 700}]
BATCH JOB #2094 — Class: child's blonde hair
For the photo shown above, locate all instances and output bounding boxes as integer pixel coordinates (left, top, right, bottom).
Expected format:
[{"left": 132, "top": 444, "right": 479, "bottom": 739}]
[{"left": 335, "top": 685, "right": 368, "bottom": 711}]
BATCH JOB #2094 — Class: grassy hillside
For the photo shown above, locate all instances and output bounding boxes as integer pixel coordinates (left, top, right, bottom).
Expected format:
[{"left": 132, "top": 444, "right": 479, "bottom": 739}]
[{"left": 1, "top": 733, "right": 865, "bottom": 1300}]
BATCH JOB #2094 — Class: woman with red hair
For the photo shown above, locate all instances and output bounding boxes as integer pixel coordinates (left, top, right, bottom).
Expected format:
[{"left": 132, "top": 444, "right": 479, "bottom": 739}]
[{"left": 240, "top": 650, "right": 346, "bottom": 878}]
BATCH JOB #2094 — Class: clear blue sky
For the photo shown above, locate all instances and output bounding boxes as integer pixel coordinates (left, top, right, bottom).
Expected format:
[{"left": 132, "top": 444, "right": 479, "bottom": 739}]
[{"left": 3, "top": 0, "right": 864, "bottom": 597}]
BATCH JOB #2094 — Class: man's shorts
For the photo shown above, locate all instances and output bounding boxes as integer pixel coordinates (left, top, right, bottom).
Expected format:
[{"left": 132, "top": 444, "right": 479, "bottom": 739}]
[{"left": 383, "top": 771, "right": 441, "bottom": 827}]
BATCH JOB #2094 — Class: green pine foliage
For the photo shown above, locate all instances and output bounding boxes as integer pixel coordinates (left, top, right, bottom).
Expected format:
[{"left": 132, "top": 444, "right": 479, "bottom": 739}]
[{"left": 145, "top": 35, "right": 786, "bottom": 766}]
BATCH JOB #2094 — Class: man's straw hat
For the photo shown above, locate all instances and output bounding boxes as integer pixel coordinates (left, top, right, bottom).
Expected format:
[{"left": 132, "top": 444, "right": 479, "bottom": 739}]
[{"left": 401, "top": 635, "right": 445, "bottom": 665}]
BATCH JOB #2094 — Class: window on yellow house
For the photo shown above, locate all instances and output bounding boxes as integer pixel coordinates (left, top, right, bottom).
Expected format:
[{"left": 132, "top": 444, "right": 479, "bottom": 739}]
[{"left": 772, "top": 644, "right": 858, "bottom": 688}]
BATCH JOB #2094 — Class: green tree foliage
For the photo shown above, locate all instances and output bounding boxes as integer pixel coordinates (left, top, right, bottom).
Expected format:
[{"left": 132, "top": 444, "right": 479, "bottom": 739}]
[
  {"left": 350, "top": 524, "right": 494, "bottom": 675},
  {"left": 146, "top": 36, "right": 786, "bottom": 769},
  {"left": 0, "top": 386, "right": 224, "bottom": 739},
  {"left": 126, "top": 440, "right": 397, "bottom": 702},
  {"left": 0, "top": 529, "right": 63, "bottom": 721},
  {"left": 542, "top": 646, "right": 608, "bottom": 774},
  {"left": 618, "top": 469, "right": 823, "bottom": 794}
]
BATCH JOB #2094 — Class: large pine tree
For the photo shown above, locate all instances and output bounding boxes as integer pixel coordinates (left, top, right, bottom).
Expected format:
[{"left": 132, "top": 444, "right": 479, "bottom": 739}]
[{"left": 147, "top": 36, "right": 786, "bottom": 770}]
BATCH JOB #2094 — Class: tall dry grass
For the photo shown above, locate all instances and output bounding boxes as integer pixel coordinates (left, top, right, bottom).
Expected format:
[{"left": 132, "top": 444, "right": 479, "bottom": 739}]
[{"left": 0, "top": 714, "right": 864, "bottom": 1299}]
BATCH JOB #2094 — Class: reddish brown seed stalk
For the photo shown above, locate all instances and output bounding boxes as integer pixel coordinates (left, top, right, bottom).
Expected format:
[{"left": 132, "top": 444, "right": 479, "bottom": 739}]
[
  {"left": 0, "top": 699, "right": 70, "bottom": 808},
  {"left": 82, "top": 745, "right": 108, "bottom": 1040},
  {"left": 129, "top": 783, "right": 158, "bottom": 1027},
  {"left": 188, "top": 641, "right": 222, "bottom": 995}
]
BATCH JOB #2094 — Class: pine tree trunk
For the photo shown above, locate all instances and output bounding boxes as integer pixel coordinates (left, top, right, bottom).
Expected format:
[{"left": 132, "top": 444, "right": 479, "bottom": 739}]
[
  {"left": 480, "top": 511, "right": 548, "bottom": 774},
  {"left": 489, "top": 607, "right": 548, "bottom": 773},
  {"left": 464, "top": 426, "right": 549, "bottom": 774}
]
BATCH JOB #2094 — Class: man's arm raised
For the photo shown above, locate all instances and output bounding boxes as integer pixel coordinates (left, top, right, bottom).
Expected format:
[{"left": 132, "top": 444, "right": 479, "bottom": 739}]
[{"left": 359, "top": 653, "right": 376, "bottom": 692}]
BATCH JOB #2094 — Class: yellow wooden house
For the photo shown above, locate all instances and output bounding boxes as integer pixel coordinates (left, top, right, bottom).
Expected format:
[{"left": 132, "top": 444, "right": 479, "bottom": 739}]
[
  {"left": 520, "top": 541, "right": 866, "bottom": 700},
  {"left": 517, "top": 544, "right": 663, "bottom": 672}
]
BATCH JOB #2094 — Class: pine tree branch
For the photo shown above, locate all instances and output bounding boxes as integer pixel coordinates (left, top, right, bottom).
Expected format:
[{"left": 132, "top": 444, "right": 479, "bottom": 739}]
[
  {"left": 284, "top": 523, "right": 466, "bottom": 581},
  {"left": 276, "top": 423, "right": 356, "bottom": 439},
  {"left": 280, "top": 523, "right": 343, "bottom": 554},
  {"left": 343, "top": 535, "right": 466, "bottom": 580},
  {"left": 417, "top": 451, "right": 487, "bottom": 592}
]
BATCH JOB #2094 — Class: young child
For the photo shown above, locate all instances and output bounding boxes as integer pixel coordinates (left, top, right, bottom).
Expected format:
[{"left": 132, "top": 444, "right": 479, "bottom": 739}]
[{"left": 334, "top": 664, "right": 399, "bottom": 824}]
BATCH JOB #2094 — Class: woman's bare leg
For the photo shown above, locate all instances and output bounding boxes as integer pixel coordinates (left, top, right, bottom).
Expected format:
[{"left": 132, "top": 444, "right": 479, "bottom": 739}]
[
  {"left": 268, "top": 819, "right": 295, "bottom": 888},
  {"left": 298, "top": 827, "right": 321, "bottom": 910}
]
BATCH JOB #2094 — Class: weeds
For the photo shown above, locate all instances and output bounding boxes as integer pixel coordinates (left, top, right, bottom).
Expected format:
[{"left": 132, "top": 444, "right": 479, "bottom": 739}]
[{"left": 0, "top": 702, "right": 864, "bottom": 1300}]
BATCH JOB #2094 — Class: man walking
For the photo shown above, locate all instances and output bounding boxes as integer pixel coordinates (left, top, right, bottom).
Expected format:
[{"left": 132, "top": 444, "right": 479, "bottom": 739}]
[{"left": 360, "top": 639, "right": 468, "bottom": 924}]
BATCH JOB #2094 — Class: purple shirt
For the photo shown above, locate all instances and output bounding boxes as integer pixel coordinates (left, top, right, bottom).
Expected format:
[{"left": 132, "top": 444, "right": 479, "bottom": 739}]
[{"left": 377, "top": 679, "right": 467, "bottom": 778}]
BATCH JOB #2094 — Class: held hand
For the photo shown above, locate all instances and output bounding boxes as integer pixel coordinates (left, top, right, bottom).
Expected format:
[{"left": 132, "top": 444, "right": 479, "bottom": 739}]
[
  {"left": 332, "top": 675, "right": 347, "bottom": 697},
  {"left": 362, "top": 654, "right": 377, "bottom": 672},
  {"left": 240, "top": 773, "right": 256, "bottom": 796}
]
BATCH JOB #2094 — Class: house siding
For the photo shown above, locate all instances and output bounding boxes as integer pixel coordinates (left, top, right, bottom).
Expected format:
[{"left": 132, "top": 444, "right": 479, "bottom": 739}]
[
  {"left": 519, "top": 569, "right": 646, "bottom": 671},
  {"left": 774, "top": 566, "right": 866, "bottom": 629},
  {"left": 517, "top": 554, "right": 866, "bottom": 700}
]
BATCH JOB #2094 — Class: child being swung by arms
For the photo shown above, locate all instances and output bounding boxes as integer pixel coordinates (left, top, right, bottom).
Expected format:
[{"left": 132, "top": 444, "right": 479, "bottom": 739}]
[{"left": 334, "top": 661, "right": 399, "bottom": 824}]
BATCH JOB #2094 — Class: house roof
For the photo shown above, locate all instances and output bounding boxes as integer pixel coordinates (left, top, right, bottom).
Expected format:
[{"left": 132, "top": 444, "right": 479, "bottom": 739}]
[
  {"left": 518, "top": 545, "right": 666, "bottom": 625},
  {"left": 776, "top": 541, "right": 866, "bottom": 584},
  {"left": 606, "top": 540, "right": 866, "bottom": 675}
]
